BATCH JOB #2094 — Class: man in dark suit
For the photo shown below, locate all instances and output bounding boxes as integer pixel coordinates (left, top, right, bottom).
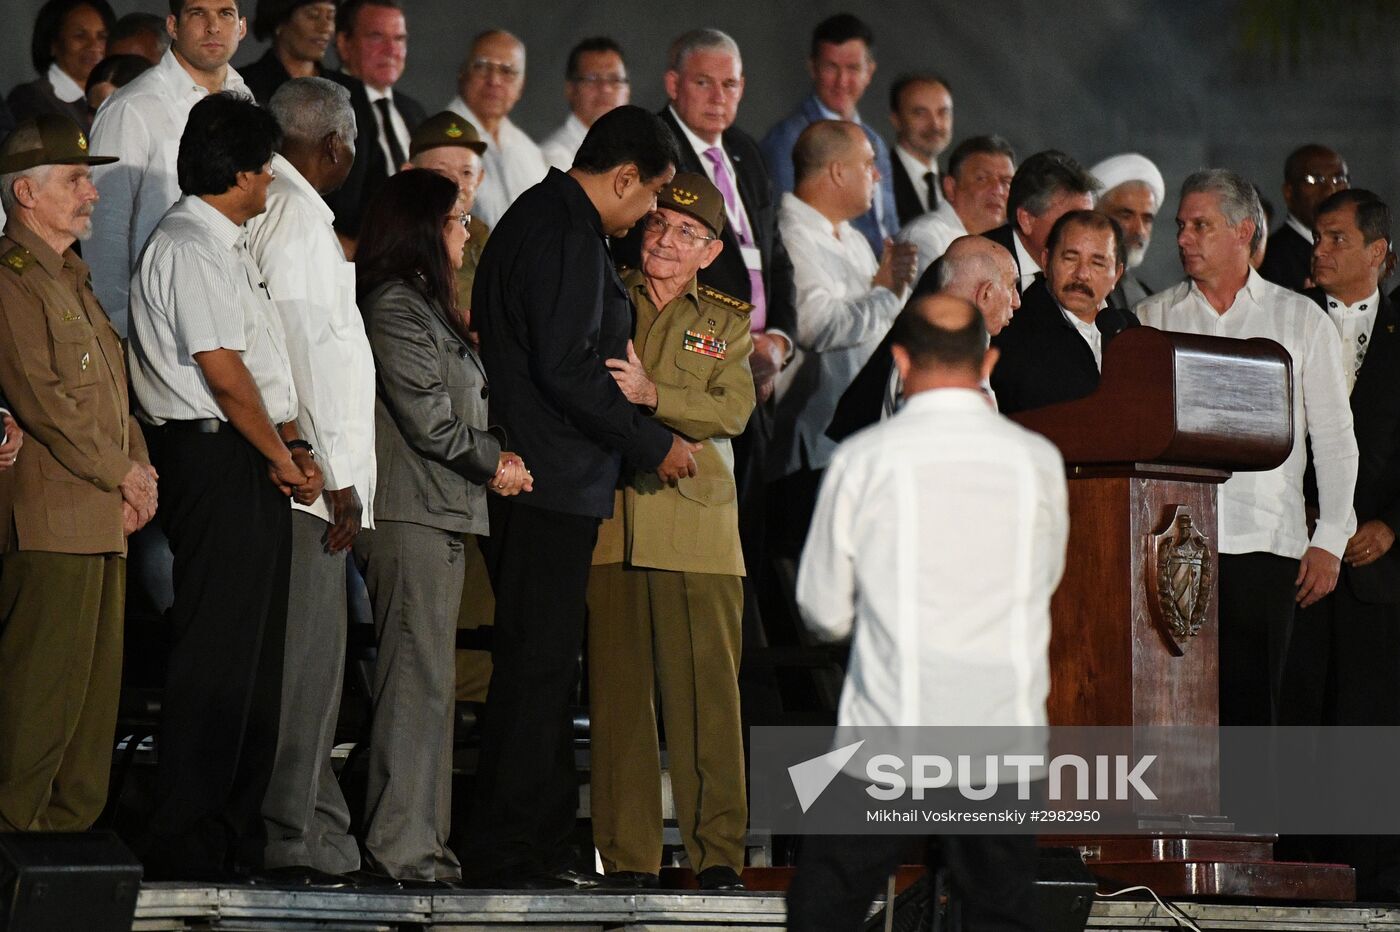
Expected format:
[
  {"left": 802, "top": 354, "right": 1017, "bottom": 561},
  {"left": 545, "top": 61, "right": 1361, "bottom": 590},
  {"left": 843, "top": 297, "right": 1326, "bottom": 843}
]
[
  {"left": 1285, "top": 189, "right": 1399, "bottom": 899},
  {"left": 991, "top": 210, "right": 1138, "bottom": 416},
  {"left": 886, "top": 73, "right": 953, "bottom": 227},
  {"left": 1259, "top": 143, "right": 1349, "bottom": 293},
  {"left": 326, "top": 0, "right": 426, "bottom": 244},
  {"left": 614, "top": 28, "right": 797, "bottom": 662},
  {"left": 464, "top": 106, "right": 699, "bottom": 889},
  {"left": 980, "top": 150, "right": 1098, "bottom": 296}
]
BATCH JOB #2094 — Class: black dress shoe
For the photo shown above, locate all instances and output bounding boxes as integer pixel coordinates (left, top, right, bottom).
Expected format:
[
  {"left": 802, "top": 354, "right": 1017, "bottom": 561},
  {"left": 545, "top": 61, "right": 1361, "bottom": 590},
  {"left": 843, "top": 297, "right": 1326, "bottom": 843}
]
[
  {"left": 344, "top": 868, "right": 403, "bottom": 889},
  {"left": 498, "top": 868, "right": 607, "bottom": 890},
  {"left": 695, "top": 866, "right": 745, "bottom": 891},
  {"left": 607, "top": 871, "right": 660, "bottom": 889},
  {"left": 251, "top": 866, "right": 352, "bottom": 888}
]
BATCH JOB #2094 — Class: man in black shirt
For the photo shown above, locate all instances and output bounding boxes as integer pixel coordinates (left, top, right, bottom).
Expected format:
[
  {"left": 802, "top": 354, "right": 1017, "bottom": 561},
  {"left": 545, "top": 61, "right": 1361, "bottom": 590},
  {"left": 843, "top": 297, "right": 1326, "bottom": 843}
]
[{"left": 464, "top": 105, "right": 697, "bottom": 889}]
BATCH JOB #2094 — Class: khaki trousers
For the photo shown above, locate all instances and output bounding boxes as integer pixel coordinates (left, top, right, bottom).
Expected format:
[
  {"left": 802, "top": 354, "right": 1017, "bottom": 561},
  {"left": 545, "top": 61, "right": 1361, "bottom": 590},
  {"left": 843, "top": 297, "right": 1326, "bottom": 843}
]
[
  {"left": 0, "top": 551, "right": 124, "bottom": 831},
  {"left": 587, "top": 563, "right": 746, "bottom": 874}
]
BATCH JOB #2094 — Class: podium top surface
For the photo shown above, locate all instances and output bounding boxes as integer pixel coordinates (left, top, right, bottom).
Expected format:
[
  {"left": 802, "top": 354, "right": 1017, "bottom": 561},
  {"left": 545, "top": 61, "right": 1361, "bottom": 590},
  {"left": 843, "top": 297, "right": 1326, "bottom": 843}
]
[{"left": 1011, "top": 327, "right": 1293, "bottom": 472}]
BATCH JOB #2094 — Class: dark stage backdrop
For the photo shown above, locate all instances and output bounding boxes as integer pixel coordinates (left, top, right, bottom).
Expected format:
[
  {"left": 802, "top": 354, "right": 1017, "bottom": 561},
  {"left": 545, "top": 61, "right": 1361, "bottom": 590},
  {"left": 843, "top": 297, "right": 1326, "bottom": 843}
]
[{"left": 4, "top": 0, "right": 1397, "bottom": 288}]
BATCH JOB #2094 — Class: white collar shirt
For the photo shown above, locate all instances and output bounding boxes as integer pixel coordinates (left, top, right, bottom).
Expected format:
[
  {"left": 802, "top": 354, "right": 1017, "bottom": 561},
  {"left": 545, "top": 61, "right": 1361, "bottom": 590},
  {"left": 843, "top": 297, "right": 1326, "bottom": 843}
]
[
  {"left": 895, "top": 198, "right": 966, "bottom": 282},
  {"left": 129, "top": 195, "right": 298, "bottom": 427},
  {"left": 88, "top": 49, "right": 248, "bottom": 337},
  {"left": 445, "top": 96, "right": 548, "bottom": 228},
  {"left": 540, "top": 113, "right": 588, "bottom": 172},
  {"left": 775, "top": 192, "right": 903, "bottom": 475},
  {"left": 1321, "top": 288, "right": 1381, "bottom": 395},
  {"left": 364, "top": 82, "right": 412, "bottom": 174},
  {"left": 244, "top": 154, "right": 377, "bottom": 525},
  {"left": 894, "top": 143, "right": 936, "bottom": 214},
  {"left": 47, "top": 62, "right": 85, "bottom": 103},
  {"left": 1134, "top": 268, "right": 1358, "bottom": 559},
  {"left": 1012, "top": 229, "right": 1042, "bottom": 293},
  {"left": 797, "top": 388, "right": 1068, "bottom": 730},
  {"left": 1060, "top": 305, "right": 1103, "bottom": 370}
]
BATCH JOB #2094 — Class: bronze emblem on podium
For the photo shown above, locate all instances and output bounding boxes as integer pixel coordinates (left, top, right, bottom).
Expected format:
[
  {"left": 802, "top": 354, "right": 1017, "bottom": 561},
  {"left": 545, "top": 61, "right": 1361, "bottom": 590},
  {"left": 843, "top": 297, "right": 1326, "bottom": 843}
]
[{"left": 1148, "top": 507, "right": 1212, "bottom": 655}]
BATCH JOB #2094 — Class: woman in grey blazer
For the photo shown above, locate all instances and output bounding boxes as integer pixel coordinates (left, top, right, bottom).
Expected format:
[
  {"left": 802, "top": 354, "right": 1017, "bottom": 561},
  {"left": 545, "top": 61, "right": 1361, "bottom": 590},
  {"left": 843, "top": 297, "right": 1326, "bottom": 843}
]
[{"left": 351, "top": 170, "right": 530, "bottom": 886}]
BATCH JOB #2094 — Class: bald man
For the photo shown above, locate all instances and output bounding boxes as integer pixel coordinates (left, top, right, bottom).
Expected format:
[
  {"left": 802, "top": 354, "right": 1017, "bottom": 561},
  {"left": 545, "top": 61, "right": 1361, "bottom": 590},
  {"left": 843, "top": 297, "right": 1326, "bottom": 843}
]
[{"left": 826, "top": 234, "right": 1019, "bottom": 441}]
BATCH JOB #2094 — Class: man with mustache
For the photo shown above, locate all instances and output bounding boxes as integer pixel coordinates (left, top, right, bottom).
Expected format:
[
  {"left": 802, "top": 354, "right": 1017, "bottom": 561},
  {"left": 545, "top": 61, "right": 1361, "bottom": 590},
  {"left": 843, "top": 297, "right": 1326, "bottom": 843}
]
[
  {"left": 0, "top": 114, "right": 155, "bottom": 833},
  {"left": 1092, "top": 152, "right": 1165, "bottom": 308},
  {"left": 989, "top": 209, "right": 1138, "bottom": 415},
  {"left": 886, "top": 72, "right": 953, "bottom": 227}
]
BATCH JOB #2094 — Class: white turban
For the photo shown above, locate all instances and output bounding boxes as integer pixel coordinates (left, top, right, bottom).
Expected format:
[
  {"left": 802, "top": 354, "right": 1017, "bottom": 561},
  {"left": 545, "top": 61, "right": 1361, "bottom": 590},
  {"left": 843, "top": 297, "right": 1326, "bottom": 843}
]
[{"left": 1090, "top": 153, "right": 1165, "bottom": 208}]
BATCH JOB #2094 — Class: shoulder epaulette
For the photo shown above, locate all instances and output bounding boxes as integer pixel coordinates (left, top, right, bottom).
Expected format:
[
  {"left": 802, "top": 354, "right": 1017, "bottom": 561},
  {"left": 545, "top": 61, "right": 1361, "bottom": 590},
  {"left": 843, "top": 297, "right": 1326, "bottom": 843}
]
[
  {"left": 697, "top": 283, "right": 752, "bottom": 315},
  {"left": 1, "top": 245, "right": 31, "bottom": 276}
]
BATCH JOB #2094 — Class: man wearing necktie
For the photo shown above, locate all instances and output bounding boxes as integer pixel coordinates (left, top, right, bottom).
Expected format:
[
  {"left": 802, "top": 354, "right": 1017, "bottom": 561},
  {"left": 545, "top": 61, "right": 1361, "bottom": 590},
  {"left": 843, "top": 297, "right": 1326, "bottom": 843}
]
[
  {"left": 615, "top": 29, "right": 798, "bottom": 692},
  {"left": 887, "top": 73, "right": 953, "bottom": 228}
]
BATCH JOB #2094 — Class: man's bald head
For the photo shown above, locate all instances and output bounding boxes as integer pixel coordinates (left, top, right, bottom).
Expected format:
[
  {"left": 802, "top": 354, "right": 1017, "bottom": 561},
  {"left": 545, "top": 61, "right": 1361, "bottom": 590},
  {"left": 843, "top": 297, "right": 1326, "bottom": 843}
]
[
  {"left": 936, "top": 235, "right": 1020, "bottom": 335},
  {"left": 792, "top": 120, "right": 862, "bottom": 185},
  {"left": 888, "top": 293, "right": 991, "bottom": 389}
]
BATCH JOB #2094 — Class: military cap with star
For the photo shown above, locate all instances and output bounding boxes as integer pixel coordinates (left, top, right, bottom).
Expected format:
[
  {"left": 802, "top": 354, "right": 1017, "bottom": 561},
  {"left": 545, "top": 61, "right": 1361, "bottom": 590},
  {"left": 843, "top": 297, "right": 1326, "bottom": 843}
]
[
  {"left": 656, "top": 171, "right": 727, "bottom": 237},
  {"left": 0, "top": 114, "right": 119, "bottom": 174},
  {"left": 409, "top": 111, "right": 488, "bottom": 158}
]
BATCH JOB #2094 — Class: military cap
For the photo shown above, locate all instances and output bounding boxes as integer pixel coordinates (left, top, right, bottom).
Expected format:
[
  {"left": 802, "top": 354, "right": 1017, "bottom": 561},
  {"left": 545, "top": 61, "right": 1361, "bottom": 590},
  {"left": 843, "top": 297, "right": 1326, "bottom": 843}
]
[
  {"left": 656, "top": 171, "right": 726, "bottom": 237},
  {"left": 0, "top": 114, "right": 118, "bottom": 174},
  {"left": 409, "top": 111, "right": 487, "bottom": 158}
]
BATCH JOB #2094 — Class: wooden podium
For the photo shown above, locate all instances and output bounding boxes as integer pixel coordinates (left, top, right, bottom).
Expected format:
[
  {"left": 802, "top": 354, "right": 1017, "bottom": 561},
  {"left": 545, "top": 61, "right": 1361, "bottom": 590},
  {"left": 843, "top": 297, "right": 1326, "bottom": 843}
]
[{"left": 1012, "top": 327, "right": 1355, "bottom": 899}]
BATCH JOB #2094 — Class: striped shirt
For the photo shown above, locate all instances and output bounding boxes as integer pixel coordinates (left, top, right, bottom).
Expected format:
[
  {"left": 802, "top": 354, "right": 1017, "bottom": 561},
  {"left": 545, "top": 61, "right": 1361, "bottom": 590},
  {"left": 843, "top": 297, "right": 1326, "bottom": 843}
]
[{"left": 129, "top": 195, "right": 298, "bottom": 427}]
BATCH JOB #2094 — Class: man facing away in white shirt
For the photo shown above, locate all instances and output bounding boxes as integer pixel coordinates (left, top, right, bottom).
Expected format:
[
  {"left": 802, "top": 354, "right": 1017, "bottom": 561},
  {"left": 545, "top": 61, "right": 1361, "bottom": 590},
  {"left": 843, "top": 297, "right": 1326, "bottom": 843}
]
[
  {"left": 898, "top": 134, "right": 1017, "bottom": 282},
  {"left": 445, "top": 30, "right": 548, "bottom": 228},
  {"left": 539, "top": 37, "right": 630, "bottom": 172},
  {"left": 1135, "top": 169, "right": 1358, "bottom": 726},
  {"left": 788, "top": 295, "right": 1067, "bottom": 932},
  {"left": 244, "top": 76, "right": 378, "bottom": 884},
  {"left": 89, "top": 0, "right": 249, "bottom": 337}
]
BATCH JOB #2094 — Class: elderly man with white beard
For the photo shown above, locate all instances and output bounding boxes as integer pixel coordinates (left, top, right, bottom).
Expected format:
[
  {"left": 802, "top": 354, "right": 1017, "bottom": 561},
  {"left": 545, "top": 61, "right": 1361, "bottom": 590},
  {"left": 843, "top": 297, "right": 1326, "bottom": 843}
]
[{"left": 1092, "top": 152, "right": 1164, "bottom": 308}]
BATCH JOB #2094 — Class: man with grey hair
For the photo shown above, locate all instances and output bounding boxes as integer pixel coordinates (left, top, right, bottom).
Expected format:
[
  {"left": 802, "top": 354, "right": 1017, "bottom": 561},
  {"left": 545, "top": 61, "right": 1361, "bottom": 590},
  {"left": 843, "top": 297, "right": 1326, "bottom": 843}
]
[
  {"left": 0, "top": 114, "right": 154, "bottom": 833},
  {"left": 1136, "top": 169, "right": 1358, "bottom": 726},
  {"left": 244, "top": 76, "right": 376, "bottom": 884},
  {"left": 1092, "top": 152, "right": 1165, "bottom": 307},
  {"left": 445, "top": 29, "right": 547, "bottom": 226},
  {"left": 983, "top": 149, "right": 1099, "bottom": 295}
]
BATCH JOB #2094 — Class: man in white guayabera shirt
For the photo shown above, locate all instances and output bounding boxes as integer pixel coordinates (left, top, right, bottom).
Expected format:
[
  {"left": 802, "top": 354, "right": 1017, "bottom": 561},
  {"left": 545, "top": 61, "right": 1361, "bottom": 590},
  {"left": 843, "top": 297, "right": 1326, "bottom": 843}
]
[{"left": 1135, "top": 168, "right": 1358, "bottom": 727}]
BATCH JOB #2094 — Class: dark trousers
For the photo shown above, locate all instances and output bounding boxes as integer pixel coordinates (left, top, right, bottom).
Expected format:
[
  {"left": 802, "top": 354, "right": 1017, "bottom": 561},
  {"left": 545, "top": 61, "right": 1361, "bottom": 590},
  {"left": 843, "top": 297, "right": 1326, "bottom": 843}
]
[
  {"left": 787, "top": 829, "right": 1038, "bottom": 932},
  {"left": 143, "top": 425, "right": 291, "bottom": 876},
  {"left": 461, "top": 497, "right": 598, "bottom": 883},
  {"left": 1217, "top": 552, "right": 1300, "bottom": 726}
]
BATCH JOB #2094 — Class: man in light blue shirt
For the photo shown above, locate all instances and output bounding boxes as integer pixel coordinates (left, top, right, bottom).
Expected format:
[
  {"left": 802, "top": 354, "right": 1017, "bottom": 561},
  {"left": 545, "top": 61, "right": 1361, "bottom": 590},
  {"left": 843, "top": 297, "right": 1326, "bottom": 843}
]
[{"left": 760, "top": 13, "right": 896, "bottom": 255}]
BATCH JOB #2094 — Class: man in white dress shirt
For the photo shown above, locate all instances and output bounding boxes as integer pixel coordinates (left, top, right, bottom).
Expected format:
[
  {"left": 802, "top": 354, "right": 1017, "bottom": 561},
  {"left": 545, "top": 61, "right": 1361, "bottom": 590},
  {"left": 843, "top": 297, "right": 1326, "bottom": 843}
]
[
  {"left": 886, "top": 73, "right": 952, "bottom": 227},
  {"left": 445, "top": 30, "right": 547, "bottom": 228},
  {"left": 539, "top": 37, "right": 629, "bottom": 172},
  {"left": 770, "top": 120, "right": 916, "bottom": 557},
  {"left": 245, "top": 77, "right": 377, "bottom": 883},
  {"left": 788, "top": 295, "right": 1067, "bottom": 932},
  {"left": 89, "top": 0, "right": 249, "bottom": 336},
  {"left": 899, "top": 134, "right": 1016, "bottom": 281},
  {"left": 128, "top": 93, "right": 323, "bottom": 880},
  {"left": 1135, "top": 169, "right": 1358, "bottom": 726}
]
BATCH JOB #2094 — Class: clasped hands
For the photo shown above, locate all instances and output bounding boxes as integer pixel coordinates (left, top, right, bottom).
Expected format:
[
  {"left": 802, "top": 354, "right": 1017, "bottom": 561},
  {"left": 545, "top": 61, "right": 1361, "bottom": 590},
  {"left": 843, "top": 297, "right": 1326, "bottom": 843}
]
[
  {"left": 268, "top": 447, "right": 324, "bottom": 507},
  {"left": 488, "top": 452, "right": 533, "bottom": 496},
  {"left": 119, "top": 460, "right": 159, "bottom": 536}
]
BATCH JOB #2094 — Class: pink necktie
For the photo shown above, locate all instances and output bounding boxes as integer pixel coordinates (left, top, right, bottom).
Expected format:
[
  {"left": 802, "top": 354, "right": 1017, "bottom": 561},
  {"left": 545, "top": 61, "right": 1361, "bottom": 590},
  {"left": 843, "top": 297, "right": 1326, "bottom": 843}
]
[{"left": 704, "top": 146, "right": 767, "bottom": 331}]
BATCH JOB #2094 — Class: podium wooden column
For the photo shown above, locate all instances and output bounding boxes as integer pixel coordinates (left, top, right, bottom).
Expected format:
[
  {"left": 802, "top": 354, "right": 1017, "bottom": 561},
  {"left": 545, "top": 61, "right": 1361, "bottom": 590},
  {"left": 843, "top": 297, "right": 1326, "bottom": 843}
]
[{"left": 1013, "top": 327, "right": 1355, "bottom": 900}]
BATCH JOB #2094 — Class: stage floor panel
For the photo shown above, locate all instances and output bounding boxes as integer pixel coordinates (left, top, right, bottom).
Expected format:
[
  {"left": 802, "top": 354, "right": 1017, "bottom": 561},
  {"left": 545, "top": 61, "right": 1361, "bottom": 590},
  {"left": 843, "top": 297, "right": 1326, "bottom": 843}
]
[{"left": 133, "top": 884, "right": 1400, "bottom": 930}]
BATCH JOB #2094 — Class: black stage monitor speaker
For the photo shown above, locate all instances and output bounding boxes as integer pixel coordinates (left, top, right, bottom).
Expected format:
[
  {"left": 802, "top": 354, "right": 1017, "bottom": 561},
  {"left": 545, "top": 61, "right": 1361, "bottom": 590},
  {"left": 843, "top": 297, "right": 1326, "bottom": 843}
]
[{"left": 0, "top": 832, "right": 142, "bottom": 932}]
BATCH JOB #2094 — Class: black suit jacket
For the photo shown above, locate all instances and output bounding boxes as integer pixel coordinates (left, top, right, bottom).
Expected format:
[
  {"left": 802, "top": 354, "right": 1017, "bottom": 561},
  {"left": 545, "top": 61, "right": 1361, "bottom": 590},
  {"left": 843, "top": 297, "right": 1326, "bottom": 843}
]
[
  {"left": 982, "top": 222, "right": 1026, "bottom": 293},
  {"left": 322, "top": 74, "right": 427, "bottom": 239},
  {"left": 475, "top": 169, "right": 673, "bottom": 519},
  {"left": 991, "top": 279, "right": 1139, "bottom": 416},
  {"left": 1305, "top": 288, "right": 1400, "bottom": 603},
  {"left": 889, "top": 152, "right": 934, "bottom": 228},
  {"left": 1259, "top": 222, "right": 1313, "bottom": 293},
  {"left": 6, "top": 78, "right": 90, "bottom": 131},
  {"left": 615, "top": 107, "right": 796, "bottom": 339}
]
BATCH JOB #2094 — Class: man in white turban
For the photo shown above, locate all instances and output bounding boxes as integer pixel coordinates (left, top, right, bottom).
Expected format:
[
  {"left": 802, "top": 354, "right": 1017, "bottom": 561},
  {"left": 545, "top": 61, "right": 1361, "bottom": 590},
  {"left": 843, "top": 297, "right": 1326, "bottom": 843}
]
[{"left": 1091, "top": 153, "right": 1164, "bottom": 307}]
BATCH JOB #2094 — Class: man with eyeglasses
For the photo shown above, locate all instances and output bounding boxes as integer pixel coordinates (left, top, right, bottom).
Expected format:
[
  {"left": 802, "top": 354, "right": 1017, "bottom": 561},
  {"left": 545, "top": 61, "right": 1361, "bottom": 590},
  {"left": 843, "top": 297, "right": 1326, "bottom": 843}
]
[
  {"left": 446, "top": 29, "right": 547, "bottom": 227},
  {"left": 540, "top": 37, "right": 630, "bottom": 172},
  {"left": 587, "top": 172, "right": 755, "bottom": 891},
  {"left": 1259, "top": 143, "right": 1350, "bottom": 293}
]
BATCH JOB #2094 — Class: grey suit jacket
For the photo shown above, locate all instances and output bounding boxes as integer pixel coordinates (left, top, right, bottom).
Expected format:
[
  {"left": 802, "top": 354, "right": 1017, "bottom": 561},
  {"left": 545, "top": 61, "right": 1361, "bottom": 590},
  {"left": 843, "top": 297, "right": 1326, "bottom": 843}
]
[{"left": 362, "top": 279, "right": 501, "bottom": 535}]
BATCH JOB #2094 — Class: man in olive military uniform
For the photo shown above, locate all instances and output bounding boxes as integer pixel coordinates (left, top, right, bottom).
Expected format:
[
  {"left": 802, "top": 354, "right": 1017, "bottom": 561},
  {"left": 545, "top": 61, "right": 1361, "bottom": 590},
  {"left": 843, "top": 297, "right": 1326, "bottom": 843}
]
[
  {"left": 587, "top": 172, "right": 756, "bottom": 891},
  {"left": 404, "top": 113, "right": 499, "bottom": 702},
  {"left": 0, "top": 114, "right": 157, "bottom": 831}
]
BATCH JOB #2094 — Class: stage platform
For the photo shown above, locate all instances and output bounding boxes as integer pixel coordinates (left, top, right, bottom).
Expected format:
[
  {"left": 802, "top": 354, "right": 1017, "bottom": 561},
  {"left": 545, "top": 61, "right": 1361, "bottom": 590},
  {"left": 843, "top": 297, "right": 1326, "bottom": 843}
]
[{"left": 130, "top": 884, "right": 1400, "bottom": 931}]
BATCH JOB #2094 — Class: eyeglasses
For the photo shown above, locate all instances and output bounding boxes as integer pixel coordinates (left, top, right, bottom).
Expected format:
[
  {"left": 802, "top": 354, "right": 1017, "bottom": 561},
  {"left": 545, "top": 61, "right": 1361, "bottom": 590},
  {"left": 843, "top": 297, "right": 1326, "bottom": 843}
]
[
  {"left": 1300, "top": 173, "right": 1349, "bottom": 187},
  {"left": 642, "top": 213, "right": 716, "bottom": 245},
  {"left": 572, "top": 73, "right": 629, "bottom": 88},
  {"left": 448, "top": 212, "right": 471, "bottom": 229},
  {"left": 469, "top": 58, "right": 521, "bottom": 80}
]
